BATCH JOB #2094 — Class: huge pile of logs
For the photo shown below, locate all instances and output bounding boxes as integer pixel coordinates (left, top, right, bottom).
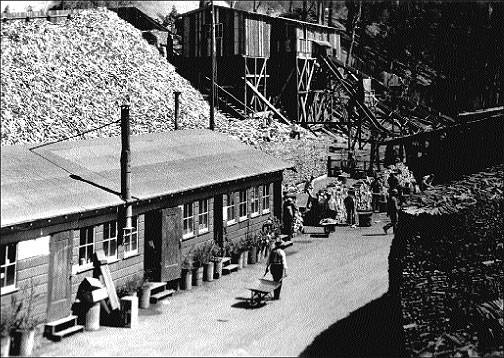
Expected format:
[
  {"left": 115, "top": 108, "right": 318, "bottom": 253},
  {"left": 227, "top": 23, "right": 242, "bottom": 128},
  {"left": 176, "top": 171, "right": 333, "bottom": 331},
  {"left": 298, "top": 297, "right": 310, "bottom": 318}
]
[
  {"left": 390, "top": 165, "right": 504, "bottom": 357},
  {"left": 0, "top": 8, "right": 331, "bottom": 187}
]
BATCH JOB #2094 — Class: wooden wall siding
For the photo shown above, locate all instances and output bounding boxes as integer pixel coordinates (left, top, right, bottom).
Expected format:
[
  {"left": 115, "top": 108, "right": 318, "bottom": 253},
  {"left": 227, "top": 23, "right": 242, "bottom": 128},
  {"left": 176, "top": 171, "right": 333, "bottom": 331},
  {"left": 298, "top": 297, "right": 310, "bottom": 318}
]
[
  {"left": 244, "top": 17, "right": 270, "bottom": 58},
  {"left": 182, "top": 8, "right": 270, "bottom": 59},
  {"left": 70, "top": 214, "right": 145, "bottom": 301},
  {"left": 0, "top": 254, "right": 50, "bottom": 325}
]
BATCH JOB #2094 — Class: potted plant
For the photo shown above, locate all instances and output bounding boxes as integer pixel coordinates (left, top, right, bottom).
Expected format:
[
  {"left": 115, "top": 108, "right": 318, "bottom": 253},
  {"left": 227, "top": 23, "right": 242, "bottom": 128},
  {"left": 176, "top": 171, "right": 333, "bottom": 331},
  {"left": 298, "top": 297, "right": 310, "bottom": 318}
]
[
  {"left": 138, "top": 276, "right": 152, "bottom": 310},
  {"left": 241, "top": 237, "right": 250, "bottom": 267},
  {"left": 180, "top": 254, "right": 193, "bottom": 290},
  {"left": 211, "top": 240, "right": 230, "bottom": 279},
  {"left": 191, "top": 246, "right": 205, "bottom": 287},
  {"left": 1, "top": 296, "right": 20, "bottom": 357},
  {"left": 230, "top": 240, "right": 243, "bottom": 270},
  {"left": 200, "top": 241, "right": 215, "bottom": 282},
  {"left": 247, "top": 234, "right": 260, "bottom": 265},
  {"left": 115, "top": 276, "right": 143, "bottom": 328},
  {"left": 12, "top": 282, "right": 44, "bottom": 357}
]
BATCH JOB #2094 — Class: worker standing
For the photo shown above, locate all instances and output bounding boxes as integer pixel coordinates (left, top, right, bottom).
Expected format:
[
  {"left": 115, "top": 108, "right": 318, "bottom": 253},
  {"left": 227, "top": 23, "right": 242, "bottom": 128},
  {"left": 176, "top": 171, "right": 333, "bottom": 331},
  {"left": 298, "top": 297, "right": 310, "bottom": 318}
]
[
  {"left": 344, "top": 189, "right": 357, "bottom": 226},
  {"left": 371, "top": 176, "right": 383, "bottom": 212},
  {"left": 383, "top": 188, "right": 399, "bottom": 234},
  {"left": 264, "top": 240, "right": 287, "bottom": 300},
  {"left": 282, "top": 195, "right": 296, "bottom": 239}
]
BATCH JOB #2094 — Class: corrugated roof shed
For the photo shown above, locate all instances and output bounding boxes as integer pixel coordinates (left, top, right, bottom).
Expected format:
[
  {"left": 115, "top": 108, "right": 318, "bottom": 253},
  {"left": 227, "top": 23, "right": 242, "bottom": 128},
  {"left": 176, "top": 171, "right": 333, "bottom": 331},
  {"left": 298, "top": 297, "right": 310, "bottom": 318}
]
[{"left": 1, "top": 129, "right": 292, "bottom": 228}]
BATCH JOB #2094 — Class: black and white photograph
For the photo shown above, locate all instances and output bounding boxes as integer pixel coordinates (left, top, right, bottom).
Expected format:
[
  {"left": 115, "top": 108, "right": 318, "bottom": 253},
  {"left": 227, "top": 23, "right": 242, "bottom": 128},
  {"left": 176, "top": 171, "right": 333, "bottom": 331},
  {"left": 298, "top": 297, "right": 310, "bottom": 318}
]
[{"left": 1, "top": 1, "right": 503, "bottom": 357}]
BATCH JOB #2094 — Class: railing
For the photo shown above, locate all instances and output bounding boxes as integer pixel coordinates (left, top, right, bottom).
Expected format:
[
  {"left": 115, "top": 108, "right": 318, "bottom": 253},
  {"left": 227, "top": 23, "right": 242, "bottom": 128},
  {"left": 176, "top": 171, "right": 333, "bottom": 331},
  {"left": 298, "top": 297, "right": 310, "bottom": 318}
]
[{"left": 202, "top": 76, "right": 253, "bottom": 118}]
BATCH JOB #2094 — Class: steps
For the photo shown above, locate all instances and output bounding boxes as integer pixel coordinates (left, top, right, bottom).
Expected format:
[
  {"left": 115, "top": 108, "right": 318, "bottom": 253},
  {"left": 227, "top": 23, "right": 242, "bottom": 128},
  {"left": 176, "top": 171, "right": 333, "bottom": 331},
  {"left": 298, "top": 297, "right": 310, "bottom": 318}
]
[
  {"left": 148, "top": 282, "right": 174, "bottom": 304},
  {"left": 44, "top": 315, "right": 84, "bottom": 342}
]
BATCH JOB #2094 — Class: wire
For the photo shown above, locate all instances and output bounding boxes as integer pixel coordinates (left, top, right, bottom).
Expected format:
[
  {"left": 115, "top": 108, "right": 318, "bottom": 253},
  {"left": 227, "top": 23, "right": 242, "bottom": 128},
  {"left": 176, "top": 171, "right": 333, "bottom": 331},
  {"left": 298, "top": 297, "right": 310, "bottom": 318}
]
[{"left": 29, "top": 118, "right": 121, "bottom": 151}]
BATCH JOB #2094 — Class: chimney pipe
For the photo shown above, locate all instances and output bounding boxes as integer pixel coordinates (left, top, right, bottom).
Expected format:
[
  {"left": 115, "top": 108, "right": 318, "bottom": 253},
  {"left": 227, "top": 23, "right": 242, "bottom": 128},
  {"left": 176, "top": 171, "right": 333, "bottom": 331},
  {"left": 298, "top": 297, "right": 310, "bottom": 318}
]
[
  {"left": 174, "top": 91, "right": 181, "bottom": 130},
  {"left": 121, "top": 104, "right": 132, "bottom": 230}
]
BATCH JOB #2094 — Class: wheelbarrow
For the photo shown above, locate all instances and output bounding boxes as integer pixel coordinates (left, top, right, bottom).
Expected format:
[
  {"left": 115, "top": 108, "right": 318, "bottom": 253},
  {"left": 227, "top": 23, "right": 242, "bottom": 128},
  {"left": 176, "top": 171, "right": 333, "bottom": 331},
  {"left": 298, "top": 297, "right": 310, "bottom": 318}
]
[{"left": 246, "top": 279, "right": 281, "bottom": 307}]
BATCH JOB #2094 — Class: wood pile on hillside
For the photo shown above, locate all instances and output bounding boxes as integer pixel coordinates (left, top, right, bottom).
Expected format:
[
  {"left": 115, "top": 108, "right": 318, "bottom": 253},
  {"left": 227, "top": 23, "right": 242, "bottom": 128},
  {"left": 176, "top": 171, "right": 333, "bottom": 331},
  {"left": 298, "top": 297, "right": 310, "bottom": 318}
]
[
  {"left": 0, "top": 8, "right": 330, "bottom": 186},
  {"left": 391, "top": 165, "right": 504, "bottom": 357}
]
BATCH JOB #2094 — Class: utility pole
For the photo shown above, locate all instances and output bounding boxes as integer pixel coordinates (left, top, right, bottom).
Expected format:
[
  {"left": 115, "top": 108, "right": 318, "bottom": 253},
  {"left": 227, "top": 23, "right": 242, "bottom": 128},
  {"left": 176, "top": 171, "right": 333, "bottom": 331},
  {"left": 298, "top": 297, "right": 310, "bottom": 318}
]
[
  {"left": 120, "top": 104, "right": 132, "bottom": 232},
  {"left": 209, "top": 0, "right": 216, "bottom": 130}
]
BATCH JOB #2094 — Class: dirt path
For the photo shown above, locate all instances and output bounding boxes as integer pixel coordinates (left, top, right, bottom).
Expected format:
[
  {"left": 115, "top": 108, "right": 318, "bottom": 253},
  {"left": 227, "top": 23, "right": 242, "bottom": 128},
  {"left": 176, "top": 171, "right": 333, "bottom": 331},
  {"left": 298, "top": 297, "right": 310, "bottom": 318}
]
[{"left": 36, "top": 215, "right": 393, "bottom": 357}]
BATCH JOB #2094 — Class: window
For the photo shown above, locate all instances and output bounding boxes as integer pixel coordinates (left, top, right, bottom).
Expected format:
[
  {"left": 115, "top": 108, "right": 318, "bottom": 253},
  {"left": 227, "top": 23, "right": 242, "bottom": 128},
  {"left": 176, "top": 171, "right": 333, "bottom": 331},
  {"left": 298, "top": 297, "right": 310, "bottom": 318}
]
[
  {"left": 103, "top": 221, "right": 117, "bottom": 261},
  {"left": 224, "top": 192, "right": 236, "bottom": 224},
  {"left": 124, "top": 216, "right": 139, "bottom": 257},
  {"left": 1, "top": 243, "right": 17, "bottom": 290},
  {"left": 78, "top": 226, "right": 94, "bottom": 267},
  {"left": 239, "top": 189, "right": 248, "bottom": 219},
  {"left": 250, "top": 187, "right": 260, "bottom": 216},
  {"left": 262, "top": 184, "right": 271, "bottom": 213},
  {"left": 198, "top": 199, "right": 209, "bottom": 233},
  {"left": 182, "top": 203, "right": 195, "bottom": 238}
]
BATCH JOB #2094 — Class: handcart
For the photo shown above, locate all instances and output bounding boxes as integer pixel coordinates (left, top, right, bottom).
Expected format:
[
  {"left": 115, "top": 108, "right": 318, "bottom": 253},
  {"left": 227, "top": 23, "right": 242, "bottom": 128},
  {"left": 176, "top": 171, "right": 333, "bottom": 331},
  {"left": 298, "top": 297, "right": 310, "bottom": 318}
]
[{"left": 246, "top": 279, "right": 281, "bottom": 307}]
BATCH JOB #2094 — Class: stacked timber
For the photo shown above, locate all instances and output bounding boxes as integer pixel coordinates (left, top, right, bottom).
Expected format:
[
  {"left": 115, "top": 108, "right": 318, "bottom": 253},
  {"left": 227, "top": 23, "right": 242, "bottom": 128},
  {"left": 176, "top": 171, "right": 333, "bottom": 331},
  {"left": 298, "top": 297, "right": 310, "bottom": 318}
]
[
  {"left": 390, "top": 165, "right": 504, "bottom": 357},
  {"left": 0, "top": 8, "right": 332, "bottom": 187}
]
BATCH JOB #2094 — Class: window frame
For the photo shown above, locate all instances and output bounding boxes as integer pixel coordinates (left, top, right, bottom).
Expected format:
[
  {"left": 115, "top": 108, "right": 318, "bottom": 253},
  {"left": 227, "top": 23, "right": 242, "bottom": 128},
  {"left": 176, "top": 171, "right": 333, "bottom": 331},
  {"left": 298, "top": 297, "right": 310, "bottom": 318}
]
[
  {"left": 102, "top": 220, "right": 118, "bottom": 263},
  {"left": 123, "top": 216, "right": 139, "bottom": 258},
  {"left": 250, "top": 186, "right": 260, "bottom": 217},
  {"left": 224, "top": 192, "right": 236, "bottom": 225},
  {"left": 198, "top": 198, "right": 209, "bottom": 234},
  {"left": 238, "top": 189, "right": 248, "bottom": 221},
  {"left": 262, "top": 183, "right": 271, "bottom": 214},
  {"left": 1, "top": 242, "right": 17, "bottom": 293},
  {"left": 78, "top": 226, "right": 95, "bottom": 270},
  {"left": 182, "top": 202, "right": 195, "bottom": 239}
]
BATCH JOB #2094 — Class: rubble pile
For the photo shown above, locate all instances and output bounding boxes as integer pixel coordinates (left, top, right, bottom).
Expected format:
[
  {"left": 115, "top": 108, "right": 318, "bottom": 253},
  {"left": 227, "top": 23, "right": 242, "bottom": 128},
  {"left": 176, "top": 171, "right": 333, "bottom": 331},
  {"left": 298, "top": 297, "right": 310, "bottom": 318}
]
[
  {"left": 0, "top": 8, "right": 328, "bottom": 187},
  {"left": 391, "top": 165, "right": 504, "bottom": 357}
]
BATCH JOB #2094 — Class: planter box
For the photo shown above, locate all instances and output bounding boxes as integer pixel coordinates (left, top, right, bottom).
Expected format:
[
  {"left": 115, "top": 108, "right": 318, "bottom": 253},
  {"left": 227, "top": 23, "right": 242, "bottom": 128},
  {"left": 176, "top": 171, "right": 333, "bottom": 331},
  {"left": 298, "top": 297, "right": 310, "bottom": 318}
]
[{"left": 120, "top": 295, "right": 138, "bottom": 328}]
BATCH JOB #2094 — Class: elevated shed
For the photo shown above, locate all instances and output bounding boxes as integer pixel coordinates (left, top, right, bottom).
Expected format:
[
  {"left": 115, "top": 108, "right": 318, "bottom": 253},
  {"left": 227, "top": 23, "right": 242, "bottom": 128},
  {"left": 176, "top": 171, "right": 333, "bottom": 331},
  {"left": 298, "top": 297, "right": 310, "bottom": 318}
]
[
  {"left": 177, "top": 6, "right": 272, "bottom": 115},
  {"left": 269, "top": 16, "right": 343, "bottom": 124}
]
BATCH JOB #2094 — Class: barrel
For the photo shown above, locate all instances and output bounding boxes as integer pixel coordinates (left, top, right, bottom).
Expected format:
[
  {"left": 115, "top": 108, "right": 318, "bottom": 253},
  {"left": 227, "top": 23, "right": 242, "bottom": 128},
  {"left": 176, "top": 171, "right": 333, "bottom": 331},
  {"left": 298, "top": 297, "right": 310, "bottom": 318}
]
[
  {"left": 181, "top": 269, "right": 192, "bottom": 290},
  {"left": 193, "top": 266, "right": 203, "bottom": 286},
  {"left": 204, "top": 261, "right": 214, "bottom": 282},
  {"left": 213, "top": 259, "right": 223, "bottom": 279},
  {"left": 85, "top": 302, "right": 101, "bottom": 331},
  {"left": 139, "top": 285, "right": 151, "bottom": 309}
]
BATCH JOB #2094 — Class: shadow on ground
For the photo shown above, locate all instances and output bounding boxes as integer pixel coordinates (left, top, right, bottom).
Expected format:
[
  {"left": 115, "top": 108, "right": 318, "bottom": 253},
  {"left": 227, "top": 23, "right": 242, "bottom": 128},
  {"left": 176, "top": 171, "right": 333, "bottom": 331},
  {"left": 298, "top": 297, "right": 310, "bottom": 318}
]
[
  {"left": 231, "top": 296, "right": 270, "bottom": 310},
  {"left": 300, "top": 292, "right": 406, "bottom": 358}
]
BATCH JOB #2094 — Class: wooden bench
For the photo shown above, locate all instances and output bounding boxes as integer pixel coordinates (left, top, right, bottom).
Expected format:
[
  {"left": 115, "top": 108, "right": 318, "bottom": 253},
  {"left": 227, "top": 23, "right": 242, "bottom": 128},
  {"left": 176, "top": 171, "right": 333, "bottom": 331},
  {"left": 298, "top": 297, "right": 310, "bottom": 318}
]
[
  {"left": 302, "top": 226, "right": 329, "bottom": 238},
  {"left": 222, "top": 264, "right": 239, "bottom": 275}
]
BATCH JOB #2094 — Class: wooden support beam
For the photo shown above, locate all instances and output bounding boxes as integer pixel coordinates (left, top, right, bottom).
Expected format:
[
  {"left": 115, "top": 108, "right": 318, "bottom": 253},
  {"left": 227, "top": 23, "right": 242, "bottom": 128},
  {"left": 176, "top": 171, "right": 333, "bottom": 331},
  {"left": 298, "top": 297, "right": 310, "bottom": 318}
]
[{"left": 245, "top": 80, "right": 291, "bottom": 125}]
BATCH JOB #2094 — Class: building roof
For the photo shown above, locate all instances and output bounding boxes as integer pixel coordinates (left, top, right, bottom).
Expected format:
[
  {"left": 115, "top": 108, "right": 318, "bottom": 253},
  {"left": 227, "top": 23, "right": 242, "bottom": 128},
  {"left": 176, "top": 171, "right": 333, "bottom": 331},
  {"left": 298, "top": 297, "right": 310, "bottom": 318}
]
[
  {"left": 180, "top": 5, "right": 344, "bottom": 32},
  {"left": 1, "top": 129, "right": 292, "bottom": 228}
]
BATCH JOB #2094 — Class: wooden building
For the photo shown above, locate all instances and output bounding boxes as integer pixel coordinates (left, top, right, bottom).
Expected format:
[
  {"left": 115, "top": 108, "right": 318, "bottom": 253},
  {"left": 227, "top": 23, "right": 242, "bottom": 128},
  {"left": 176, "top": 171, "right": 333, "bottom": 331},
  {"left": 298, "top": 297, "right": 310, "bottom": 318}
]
[
  {"left": 1, "top": 129, "right": 290, "bottom": 329},
  {"left": 177, "top": 6, "right": 272, "bottom": 117},
  {"left": 111, "top": 6, "right": 172, "bottom": 59},
  {"left": 176, "top": 6, "right": 343, "bottom": 124}
]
